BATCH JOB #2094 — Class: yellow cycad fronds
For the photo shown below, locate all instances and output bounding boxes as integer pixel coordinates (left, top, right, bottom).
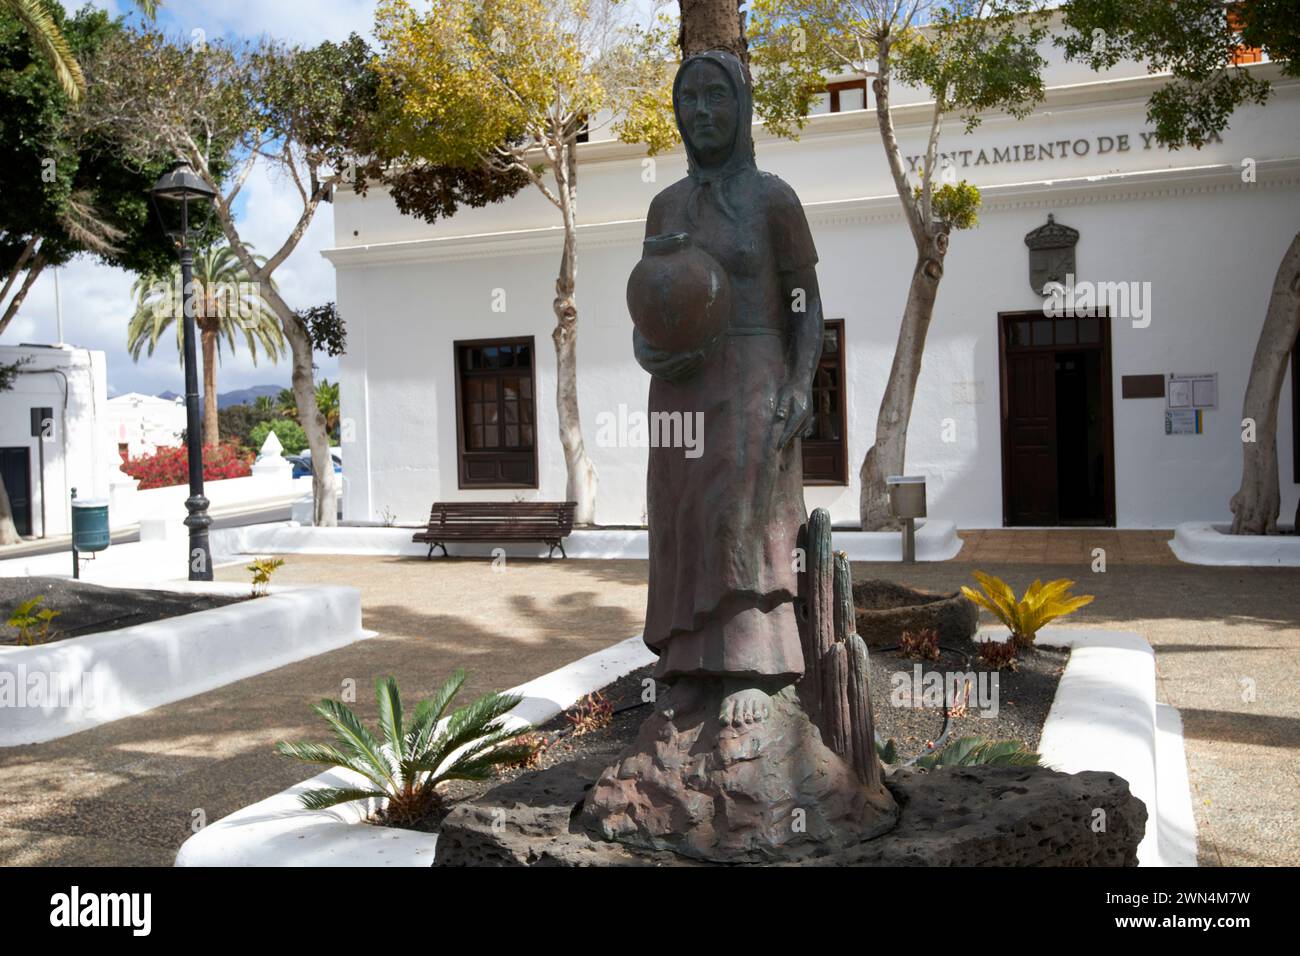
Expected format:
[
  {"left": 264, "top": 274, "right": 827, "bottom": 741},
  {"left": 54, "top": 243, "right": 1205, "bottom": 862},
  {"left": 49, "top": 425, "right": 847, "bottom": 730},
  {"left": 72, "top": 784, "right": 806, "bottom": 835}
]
[
  {"left": 964, "top": 572, "right": 1094, "bottom": 647},
  {"left": 970, "top": 570, "right": 1019, "bottom": 624},
  {"left": 1027, "top": 592, "right": 1095, "bottom": 635},
  {"left": 960, "top": 584, "right": 1014, "bottom": 631}
]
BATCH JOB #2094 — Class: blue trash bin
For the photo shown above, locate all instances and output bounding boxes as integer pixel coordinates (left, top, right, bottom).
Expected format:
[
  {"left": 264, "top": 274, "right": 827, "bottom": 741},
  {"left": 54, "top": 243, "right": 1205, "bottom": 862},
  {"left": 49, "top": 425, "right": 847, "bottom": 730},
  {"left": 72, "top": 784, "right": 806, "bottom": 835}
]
[{"left": 71, "top": 497, "right": 111, "bottom": 553}]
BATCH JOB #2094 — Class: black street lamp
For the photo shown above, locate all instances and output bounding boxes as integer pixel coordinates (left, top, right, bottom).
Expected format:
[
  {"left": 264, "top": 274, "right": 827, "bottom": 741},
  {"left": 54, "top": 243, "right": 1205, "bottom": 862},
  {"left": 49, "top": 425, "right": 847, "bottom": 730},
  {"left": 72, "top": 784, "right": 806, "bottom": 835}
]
[{"left": 150, "top": 160, "right": 217, "bottom": 581}]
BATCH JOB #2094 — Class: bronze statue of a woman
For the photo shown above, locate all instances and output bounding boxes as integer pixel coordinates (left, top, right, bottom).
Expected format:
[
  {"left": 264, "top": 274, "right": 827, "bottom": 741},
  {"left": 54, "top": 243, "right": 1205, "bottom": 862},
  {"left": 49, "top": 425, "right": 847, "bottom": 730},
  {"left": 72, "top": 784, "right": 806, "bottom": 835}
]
[
  {"left": 582, "top": 51, "right": 895, "bottom": 863},
  {"left": 633, "top": 49, "right": 824, "bottom": 725}
]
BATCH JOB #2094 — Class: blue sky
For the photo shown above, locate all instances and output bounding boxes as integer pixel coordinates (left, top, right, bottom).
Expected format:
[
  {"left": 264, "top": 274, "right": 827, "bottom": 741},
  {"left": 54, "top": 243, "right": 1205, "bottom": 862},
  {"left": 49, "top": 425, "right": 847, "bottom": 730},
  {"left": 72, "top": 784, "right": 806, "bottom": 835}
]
[{"left": 15, "top": 0, "right": 391, "bottom": 397}]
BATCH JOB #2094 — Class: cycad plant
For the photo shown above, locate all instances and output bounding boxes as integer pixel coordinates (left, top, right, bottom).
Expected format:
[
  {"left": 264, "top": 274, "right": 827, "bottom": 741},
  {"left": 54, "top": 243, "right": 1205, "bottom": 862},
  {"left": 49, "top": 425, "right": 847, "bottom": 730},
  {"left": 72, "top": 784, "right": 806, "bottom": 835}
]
[
  {"left": 127, "top": 244, "right": 284, "bottom": 449},
  {"left": 961, "top": 571, "right": 1095, "bottom": 650},
  {"left": 275, "top": 671, "right": 533, "bottom": 826},
  {"left": 916, "top": 735, "right": 1040, "bottom": 770}
]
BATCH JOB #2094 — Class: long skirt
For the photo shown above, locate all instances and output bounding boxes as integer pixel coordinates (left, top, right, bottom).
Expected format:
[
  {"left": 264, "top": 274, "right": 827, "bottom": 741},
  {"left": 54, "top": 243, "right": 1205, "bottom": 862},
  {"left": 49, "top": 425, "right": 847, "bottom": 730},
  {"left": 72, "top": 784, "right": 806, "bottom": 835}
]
[{"left": 644, "top": 331, "right": 807, "bottom": 681}]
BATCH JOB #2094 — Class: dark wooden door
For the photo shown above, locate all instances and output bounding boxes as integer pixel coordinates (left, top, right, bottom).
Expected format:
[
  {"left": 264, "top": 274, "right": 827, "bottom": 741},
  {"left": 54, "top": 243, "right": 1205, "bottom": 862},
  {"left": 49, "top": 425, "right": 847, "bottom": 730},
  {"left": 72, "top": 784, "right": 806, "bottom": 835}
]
[
  {"left": 999, "top": 311, "right": 1116, "bottom": 527},
  {"left": 0, "top": 447, "right": 32, "bottom": 537},
  {"left": 1003, "top": 350, "right": 1058, "bottom": 525}
]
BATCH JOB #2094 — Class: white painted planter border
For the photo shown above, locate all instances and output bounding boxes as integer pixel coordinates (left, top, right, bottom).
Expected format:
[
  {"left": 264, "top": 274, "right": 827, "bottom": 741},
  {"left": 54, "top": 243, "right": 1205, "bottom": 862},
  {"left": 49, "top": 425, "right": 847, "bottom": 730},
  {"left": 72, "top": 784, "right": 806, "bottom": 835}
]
[
  {"left": 210, "top": 520, "right": 962, "bottom": 563},
  {"left": 179, "top": 627, "right": 1193, "bottom": 867},
  {"left": 1169, "top": 521, "right": 1300, "bottom": 566},
  {"left": 984, "top": 625, "right": 1196, "bottom": 867},
  {"left": 0, "top": 581, "right": 370, "bottom": 747},
  {"left": 175, "top": 634, "right": 655, "bottom": 867}
]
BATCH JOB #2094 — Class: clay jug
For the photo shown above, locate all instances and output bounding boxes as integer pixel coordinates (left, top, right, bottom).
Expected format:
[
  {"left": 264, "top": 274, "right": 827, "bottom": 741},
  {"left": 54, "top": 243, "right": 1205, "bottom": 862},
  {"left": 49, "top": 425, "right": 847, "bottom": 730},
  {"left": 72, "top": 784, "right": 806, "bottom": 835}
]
[{"left": 626, "top": 232, "right": 731, "bottom": 354}]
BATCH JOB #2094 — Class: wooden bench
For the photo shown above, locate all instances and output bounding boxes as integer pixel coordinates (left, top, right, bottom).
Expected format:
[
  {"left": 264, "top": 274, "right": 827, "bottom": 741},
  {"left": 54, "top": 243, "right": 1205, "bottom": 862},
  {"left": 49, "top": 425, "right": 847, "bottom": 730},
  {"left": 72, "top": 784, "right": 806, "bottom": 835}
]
[{"left": 412, "top": 501, "right": 577, "bottom": 559}]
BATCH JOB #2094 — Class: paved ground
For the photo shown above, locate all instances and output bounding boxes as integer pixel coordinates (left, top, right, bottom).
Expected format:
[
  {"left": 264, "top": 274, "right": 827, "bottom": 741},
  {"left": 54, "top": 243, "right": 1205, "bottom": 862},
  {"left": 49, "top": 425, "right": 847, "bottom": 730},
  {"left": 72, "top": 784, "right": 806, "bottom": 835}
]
[
  {"left": 0, "top": 532, "right": 1294, "bottom": 866},
  {"left": 0, "top": 555, "right": 647, "bottom": 866}
]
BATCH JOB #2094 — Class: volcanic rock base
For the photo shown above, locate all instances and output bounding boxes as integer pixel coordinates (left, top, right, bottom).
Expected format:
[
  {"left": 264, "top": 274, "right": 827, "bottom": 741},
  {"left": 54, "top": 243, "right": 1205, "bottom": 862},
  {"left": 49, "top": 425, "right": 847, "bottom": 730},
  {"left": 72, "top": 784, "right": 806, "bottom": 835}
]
[
  {"left": 576, "top": 683, "right": 898, "bottom": 863},
  {"left": 435, "top": 742, "right": 1146, "bottom": 867}
]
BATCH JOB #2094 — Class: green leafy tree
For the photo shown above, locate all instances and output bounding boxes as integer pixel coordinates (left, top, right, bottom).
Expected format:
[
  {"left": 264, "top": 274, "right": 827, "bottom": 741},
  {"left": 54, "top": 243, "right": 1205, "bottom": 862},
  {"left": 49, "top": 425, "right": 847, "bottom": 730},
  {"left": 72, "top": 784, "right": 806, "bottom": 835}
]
[
  {"left": 83, "top": 30, "right": 384, "bottom": 526},
  {"left": 0, "top": 5, "right": 174, "bottom": 546},
  {"left": 250, "top": 418, "right": 307, "bottom": 456},
  {"left": 749, "top": 0, "right": 1050, "bottom": 529},
  {"left": 127, "top": 244, "right": 284, "bottom": 448},
  {"left": 0, "top": 0, "right": 156, "bottom": 102},
  {"left": 374, "top": 0, "right": 679, "bottom": 525},
  {"left": 1, "top": 5, "right": 179, "bottom": 337},
  {"left": 1057, "top": 0, "right": 1298, "bottom": 534},
  {"left": 218, "top": 399, "right": 278, "bottom": 452}
]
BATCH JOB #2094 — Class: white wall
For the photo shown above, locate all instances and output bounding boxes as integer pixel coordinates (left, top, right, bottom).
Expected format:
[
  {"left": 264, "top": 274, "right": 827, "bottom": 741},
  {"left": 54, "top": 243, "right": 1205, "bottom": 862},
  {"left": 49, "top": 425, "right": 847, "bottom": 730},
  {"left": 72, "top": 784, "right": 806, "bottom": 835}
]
[
  {"left": 328, "top": 67, "right": 1300, "bottom": 530},
  {"left": 105, "top": 393, "right": 186, "bottom": 458},
  {"left": 0, "top": 345, "right": 111, "bottom": 537}
]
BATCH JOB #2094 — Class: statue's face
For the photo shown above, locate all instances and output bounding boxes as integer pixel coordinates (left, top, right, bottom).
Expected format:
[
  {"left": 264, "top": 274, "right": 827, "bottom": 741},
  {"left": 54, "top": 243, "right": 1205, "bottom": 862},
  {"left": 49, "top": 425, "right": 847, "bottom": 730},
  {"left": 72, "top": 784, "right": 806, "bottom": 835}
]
[{"left": 677, "top": 60, "right": 737, "bottom": 166}]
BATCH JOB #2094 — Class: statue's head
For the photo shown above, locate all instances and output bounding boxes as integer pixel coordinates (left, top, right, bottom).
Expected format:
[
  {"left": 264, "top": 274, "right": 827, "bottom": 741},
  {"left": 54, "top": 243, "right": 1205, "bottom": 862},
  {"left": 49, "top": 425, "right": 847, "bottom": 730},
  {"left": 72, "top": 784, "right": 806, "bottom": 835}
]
[{"left": 673, "top": 50, "right": 754, "bottom": 176}]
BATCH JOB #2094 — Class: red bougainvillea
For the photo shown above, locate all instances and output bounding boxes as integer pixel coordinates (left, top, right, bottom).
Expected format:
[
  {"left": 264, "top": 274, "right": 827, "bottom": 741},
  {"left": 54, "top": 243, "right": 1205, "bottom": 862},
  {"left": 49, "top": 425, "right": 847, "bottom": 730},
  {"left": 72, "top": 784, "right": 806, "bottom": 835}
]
[{"left": 123, "top": 441, "right": 253, "bottom": 490}]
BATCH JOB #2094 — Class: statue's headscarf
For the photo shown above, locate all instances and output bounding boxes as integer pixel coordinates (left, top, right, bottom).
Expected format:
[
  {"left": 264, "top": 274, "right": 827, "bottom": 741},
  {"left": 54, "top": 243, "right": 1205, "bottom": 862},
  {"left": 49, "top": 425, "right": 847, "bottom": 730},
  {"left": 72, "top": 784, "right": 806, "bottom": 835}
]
[{"left": 672, "top": 50, "right": 756, "bottom": 224}]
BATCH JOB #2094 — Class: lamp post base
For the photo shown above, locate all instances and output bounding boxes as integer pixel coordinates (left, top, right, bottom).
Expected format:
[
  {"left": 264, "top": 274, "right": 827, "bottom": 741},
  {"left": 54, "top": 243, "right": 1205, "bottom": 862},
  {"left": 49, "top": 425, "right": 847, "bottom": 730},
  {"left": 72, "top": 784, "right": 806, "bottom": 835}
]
[{"left": 185, "top": 494, "right": 212, "bottom": 581}]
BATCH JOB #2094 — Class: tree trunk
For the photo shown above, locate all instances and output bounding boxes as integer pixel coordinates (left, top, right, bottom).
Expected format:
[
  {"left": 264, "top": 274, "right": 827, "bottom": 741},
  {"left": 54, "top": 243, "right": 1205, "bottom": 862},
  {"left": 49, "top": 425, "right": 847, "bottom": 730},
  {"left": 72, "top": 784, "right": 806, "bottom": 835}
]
[
  {"left": 0, "top": 254, "right": 48, "bottom": 337},
  {"left": 552, "top": 140, "right": 598, "bottom": 524},
  {"left": 856, "top": 46, "right": 949, "bottom": 531},
  {"left": 200, "top": 326, "right": 220, "bottom": 449},
  {"left": 260, "top": 285, "right": 337, "bottom": 526},
  {"left": 859, "top": 241, "right": 946, "bottom": 529},
  {"left": 0, "top": 476, "right": 19, "bottom": 546},
  {"left": 1229, "top": 230, "right": 1300, "bottom": 534},
  {"left": 678, "top": 0, "right": 748, "bottom": 66}
]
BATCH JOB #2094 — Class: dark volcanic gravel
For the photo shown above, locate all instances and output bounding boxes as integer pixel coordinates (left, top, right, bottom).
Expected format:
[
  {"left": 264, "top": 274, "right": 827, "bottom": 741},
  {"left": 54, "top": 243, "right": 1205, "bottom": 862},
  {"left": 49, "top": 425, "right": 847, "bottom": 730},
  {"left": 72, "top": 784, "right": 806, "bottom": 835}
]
[
  {"left": 387, "top": 643, "right": 1066, "bottom": 832},
  {"left": 0, "top": 576, "right": 245, "bottom": 645},
  {"left": 869, "top": 643, "right": 1069, "bottom": 759}
]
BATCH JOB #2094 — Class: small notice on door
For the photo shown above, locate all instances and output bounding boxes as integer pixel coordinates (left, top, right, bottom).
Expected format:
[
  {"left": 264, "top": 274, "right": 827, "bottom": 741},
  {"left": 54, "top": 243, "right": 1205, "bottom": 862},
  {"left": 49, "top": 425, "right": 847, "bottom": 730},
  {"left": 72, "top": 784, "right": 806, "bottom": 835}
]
[{"left": 1165, "top": 409, "right": 1203, "bottom": 435}]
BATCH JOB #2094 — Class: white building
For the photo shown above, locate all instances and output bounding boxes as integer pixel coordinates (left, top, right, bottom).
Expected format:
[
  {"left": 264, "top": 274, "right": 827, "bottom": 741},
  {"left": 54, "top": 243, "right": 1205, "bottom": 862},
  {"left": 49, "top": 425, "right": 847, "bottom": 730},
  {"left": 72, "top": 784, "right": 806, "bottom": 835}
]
[
  {"left": 0, "top": 344, "right": 136, "bottom": 538},
  {"left": 324, "top": 33, "right": 1300, "bottom": 530},
  {"left": 105, "top": 392, "right": 186, "bottom": 460}
]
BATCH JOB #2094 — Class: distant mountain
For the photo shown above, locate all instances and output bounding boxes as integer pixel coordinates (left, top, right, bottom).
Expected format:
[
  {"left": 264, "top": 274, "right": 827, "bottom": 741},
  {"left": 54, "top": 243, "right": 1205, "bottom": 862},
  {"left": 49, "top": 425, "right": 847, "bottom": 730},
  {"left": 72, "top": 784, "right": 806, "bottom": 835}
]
[
  {"left": 154, "top": 384, "right": 285, "bottom": 408},
  {"left": 216, "top": 384, "right": 284, "bottom": 409}
]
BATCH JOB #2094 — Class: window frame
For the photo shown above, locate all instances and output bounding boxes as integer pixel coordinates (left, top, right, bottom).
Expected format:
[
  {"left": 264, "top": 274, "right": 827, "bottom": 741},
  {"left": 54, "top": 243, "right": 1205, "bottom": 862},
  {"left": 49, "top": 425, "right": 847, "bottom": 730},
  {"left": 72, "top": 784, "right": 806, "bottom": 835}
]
[
  {"left": 802, "top": 318, "right": 849, "bottom": 486},
  {"left": 826, "top": 79, "right": 868, "bottom": 113},
  {"left": 453, "top": 335, "right": 540, "bottom": 490}
]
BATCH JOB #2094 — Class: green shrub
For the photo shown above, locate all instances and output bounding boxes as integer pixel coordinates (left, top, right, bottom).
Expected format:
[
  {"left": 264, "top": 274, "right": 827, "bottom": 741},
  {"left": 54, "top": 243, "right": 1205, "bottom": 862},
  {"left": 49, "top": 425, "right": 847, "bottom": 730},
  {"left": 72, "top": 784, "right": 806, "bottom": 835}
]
[{"left": 250, "top": 418, "right": 308, "bottom": 456}]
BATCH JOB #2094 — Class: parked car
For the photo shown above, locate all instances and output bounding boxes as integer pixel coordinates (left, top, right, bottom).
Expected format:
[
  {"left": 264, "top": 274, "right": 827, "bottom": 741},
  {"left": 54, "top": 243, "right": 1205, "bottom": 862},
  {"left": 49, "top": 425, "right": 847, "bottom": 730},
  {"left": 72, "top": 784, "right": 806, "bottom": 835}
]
[{"left": 287, "top": 451, "right": 342, "bottom": 480}]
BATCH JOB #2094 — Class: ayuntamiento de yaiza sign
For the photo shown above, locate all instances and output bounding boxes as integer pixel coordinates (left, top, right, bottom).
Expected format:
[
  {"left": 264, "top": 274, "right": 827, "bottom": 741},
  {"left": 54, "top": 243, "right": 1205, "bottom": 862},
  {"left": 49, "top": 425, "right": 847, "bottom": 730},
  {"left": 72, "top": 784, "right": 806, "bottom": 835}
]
[{"left": 904, "top": 128, "right": 1222, "bottom": 174}]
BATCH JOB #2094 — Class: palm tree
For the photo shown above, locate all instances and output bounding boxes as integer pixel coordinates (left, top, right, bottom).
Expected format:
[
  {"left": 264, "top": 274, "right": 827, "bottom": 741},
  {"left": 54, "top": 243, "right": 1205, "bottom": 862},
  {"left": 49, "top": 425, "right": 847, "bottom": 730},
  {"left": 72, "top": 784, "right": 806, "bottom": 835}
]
[
  {"left": 128, "top": 244, "right": 285, "bottom": 448},
  {"left": 252, "top": 394, "right": 277, "bottom": 418},
  {"left": 315, "top": 378, "right": 340, "bottom": 440},
  {"left": 2, "top": 0, "right": 158, "bottom": 102},
  {"left": 275, "top": 387, "right": 298, "bottom": 420}
]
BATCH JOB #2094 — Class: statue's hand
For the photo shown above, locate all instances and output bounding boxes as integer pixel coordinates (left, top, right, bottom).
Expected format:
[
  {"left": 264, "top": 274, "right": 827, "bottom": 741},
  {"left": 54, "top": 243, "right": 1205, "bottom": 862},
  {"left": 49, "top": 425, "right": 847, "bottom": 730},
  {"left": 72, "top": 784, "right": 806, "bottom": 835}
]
[
  {"left": 634, "top": 329, "right": 711, "bottom": 383},
  {"left": 772, "top": 383, "right": 812, "bottom": 451}
]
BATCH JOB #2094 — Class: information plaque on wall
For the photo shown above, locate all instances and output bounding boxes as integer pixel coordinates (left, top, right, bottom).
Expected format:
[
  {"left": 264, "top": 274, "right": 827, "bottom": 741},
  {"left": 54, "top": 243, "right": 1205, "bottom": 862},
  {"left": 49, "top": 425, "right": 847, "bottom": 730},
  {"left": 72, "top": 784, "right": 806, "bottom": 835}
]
[
  {"left": 1167, "top": 373, "right": 1217, "bottom": 410},
  {"left": 1165, "top": 408, "right": 1204, "bottom": 435}
]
